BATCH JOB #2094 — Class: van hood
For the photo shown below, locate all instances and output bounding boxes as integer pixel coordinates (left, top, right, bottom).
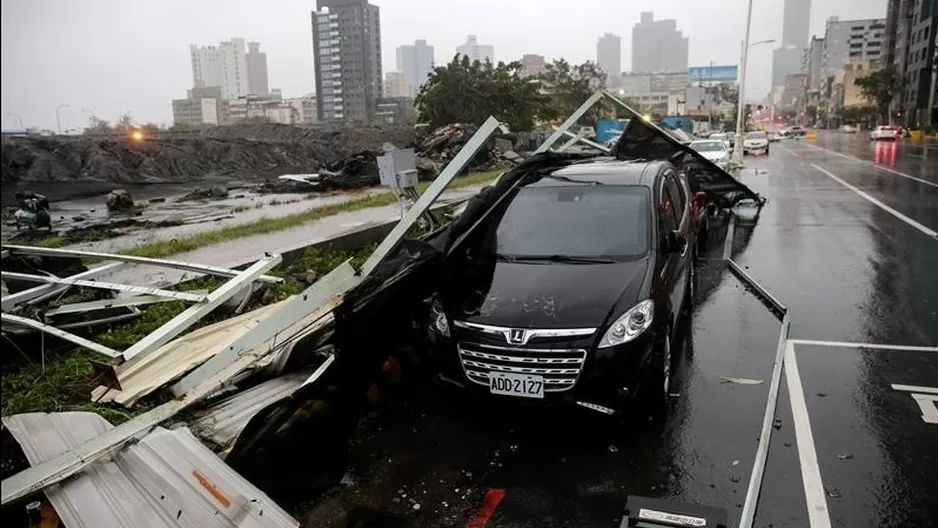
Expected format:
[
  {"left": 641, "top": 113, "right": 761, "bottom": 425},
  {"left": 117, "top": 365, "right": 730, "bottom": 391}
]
[{"left": 442, "top": 257, "right": 649, "bottom": 329}]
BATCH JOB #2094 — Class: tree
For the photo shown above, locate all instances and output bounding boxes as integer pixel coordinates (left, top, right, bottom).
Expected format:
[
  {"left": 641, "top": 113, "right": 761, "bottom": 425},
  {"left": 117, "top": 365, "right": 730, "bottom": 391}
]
[
  {"left": 535, "top": 60, "right": 609, "bottom": 122},
  {"left": 84, "top": 117, "right": 112, "bottom": 135},
  {"left": 854, "top": 67, "right": 905, "bottom": 125},
  {"left": 415, "top": 55, "right": 549, "bottom": 130}
]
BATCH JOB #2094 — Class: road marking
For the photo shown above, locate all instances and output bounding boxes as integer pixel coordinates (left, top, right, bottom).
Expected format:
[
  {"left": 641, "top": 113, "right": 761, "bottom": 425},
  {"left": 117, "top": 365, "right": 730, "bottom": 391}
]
[
  {"left": 465, "top": 488, "right": 505, "bottom": 528},
  {"left": 891, "top": 384, "right": 938, "bottom": 394},
  {"left": 811, "top": 164, "right": 938, "bottom": 239},
  {"left": 789, "top": 339, "right": 938, "bottom": 352},
  {"left": 911, "top": 394, "right": 938, "bottom": 424},
  {"left": 784, "top": 342, "right": 833, "bottom": 528},
  {"left": 802, "top": 142, "right": 938, "bottom": 188}
]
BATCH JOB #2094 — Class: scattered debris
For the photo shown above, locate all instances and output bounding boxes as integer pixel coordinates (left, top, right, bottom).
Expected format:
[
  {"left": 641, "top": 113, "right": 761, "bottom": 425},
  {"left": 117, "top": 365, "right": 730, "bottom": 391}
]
[
  {"left": 721, "top": 376, "right": 764, "bottom": 385},
  {"left": 608, "top": 445, "right": 619, "bottom": 454},
  {"left": 837, "top": 453, "right": 854, "bottom": 460},
  {"left": 773, "top": 418, "right": 783, "bottom": 430},
  {"left": 825, "top": 486, "right": 842, "bottom": 499},
  {"left": 817, "top": 392, "right": 827, "bottom": 397},
  {"left": 105, "top": 189, "right": 135, "bottom": 212},
  {"left": 731, "top": 460, "right": 740, "bottom": 466},
  {"left": 730, "top": 475, "right": 741, "bottom": 483}
]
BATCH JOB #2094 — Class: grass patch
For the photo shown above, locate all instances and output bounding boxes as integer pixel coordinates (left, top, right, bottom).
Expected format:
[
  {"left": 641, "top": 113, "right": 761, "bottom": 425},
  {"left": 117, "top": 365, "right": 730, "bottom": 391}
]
[{"left": 122, "top": 169, "right": 502, "bottom": 259}]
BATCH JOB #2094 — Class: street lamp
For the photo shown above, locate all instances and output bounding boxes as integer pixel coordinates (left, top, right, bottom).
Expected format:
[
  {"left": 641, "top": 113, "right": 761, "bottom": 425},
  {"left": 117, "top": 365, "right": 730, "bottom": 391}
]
[
  {"left": 55, "top": 104, "right": 70, "bottom": 134},
  {"left": 732, "top": 0, "right": 776, "bottom": 165}
]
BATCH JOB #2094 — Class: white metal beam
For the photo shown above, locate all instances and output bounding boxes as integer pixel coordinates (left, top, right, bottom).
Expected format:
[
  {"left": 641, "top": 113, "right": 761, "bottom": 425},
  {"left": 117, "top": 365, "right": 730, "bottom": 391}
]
[
  {"left": 120, "top": 255, "right": 282, "bottom": 363},
  {"left": 1, "top": 271, "right": 207, "bottom": 303},
  {"left": 557, "top": 128, "right": 612, "bottom": 153},
  {"left": 2, "top": 244, "right": 282, "bottom": 283},
  {"left": 534, "top": 91, "right": 605, "bottom": 154},
  {"left": 1, "top": 262, "right": 124, "bottom": 311},
  {"left": 556, "top": 130, "right": 587, "bottom": 152},
  {"left": 170, "top": 264, "right": 353, "bottom": 396},
  {"left": 360, "top": 116, "right": 503, "bottom": 277},
  {"left": 44, "top": 293, "right": 204, "bottom": 316},
  {"left": 1, "top": 313, "right": 121, "bottom": 358}
]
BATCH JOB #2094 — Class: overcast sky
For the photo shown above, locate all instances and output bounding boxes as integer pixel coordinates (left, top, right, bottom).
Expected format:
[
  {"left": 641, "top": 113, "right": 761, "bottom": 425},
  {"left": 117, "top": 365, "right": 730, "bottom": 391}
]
[{"left": 1, "top": 0, "right": 886, "bottom": 130}]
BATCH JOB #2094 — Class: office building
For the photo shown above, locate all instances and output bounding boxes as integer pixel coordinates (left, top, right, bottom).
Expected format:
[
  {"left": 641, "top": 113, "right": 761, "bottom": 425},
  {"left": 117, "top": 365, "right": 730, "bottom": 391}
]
[
  {"left": 780, "top": 73, "right": 808, "bottom": 107},
  {"left": 807, "top": 36, "right": 825, "bottom": 90},
  {"left": 521, "top": 54, "right": 546, "bottom": 77},
  {"left": 396, "top": 39, "right": 435, "bottom": 89},
  {"left": 620, "top": 73, "right": 652, "bottom": 94},
  {"left": 772, "top": 46, "right": 805, "bottom": 88},
  {"left": 190, "top": 38, "right": 249, "bottom": 100},
  {"left": 884, "top": 0, "right": 936, "bottom": 125},
  {"left": 285, "top": 94, "right": 319, "bottom": 124},
  {"left": 246, "top": 42, "right": 269, "bottom": 95},
  {"left": 822, "top": 17, "right": 886, "bottom": 75},
  {"left": 456, "top": 35, "right": 495, "bottom": 63},
  {"left": 384, "top": 71, "right": 412, "bottom": 98},
  {"left": 831, "top": 60, "right": 875, "bottom": 109},
  {"left": 597, "top": 33, "right": 622, "bottom": 85},
  {"left": 173, "top": 86, "right": 225, "bottom": 127},
  {"left": 783, "top": 0, "right": 812, "bottom": 48},
  {"left": 312, "top": 0, "right": 383, "bottom": 122},
  {"left": 631, "top": 12, "right": 689, "bottom": 73}
]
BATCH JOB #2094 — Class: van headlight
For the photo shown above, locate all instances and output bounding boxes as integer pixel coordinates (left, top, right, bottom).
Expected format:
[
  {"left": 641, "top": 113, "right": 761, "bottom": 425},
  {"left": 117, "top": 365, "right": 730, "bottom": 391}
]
[
  {"left": 429, "top": 299, "right": 450, "bottom": 337},
  {"left": 598, "top": 300, "right": 654, "bottom": 348}
]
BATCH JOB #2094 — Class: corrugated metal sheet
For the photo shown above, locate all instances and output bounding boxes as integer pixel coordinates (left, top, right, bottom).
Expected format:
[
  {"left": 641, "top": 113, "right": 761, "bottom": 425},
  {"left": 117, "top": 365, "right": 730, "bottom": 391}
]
[
  {"left": 3, "top": 412, "right": 298, "bottom": 528},
  {"left": 91, "top": 300, "right": 288, "bottom": 407},
  {"left": 190, "top": 372, "right": 309, "bottom": 449}
]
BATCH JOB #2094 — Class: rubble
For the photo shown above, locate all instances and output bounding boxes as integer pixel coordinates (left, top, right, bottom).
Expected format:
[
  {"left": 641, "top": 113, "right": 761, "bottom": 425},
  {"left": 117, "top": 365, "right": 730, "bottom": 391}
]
[{"left": 104, "top": 189, "right": 134, "bottom": 211}]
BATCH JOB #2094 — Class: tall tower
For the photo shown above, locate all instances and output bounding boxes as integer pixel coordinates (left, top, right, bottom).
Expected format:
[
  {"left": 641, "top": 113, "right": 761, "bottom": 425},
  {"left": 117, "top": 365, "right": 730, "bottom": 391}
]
[
  {"left": 782, "top": 0, "right": 811, "bottom": 48},
  {"left": 597, "top": 33, "right": 622, "bottom": 84}
]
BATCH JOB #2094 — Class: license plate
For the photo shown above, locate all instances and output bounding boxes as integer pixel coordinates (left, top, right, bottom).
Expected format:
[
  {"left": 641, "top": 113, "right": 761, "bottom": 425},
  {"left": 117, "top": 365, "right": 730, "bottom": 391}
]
[{"left": 489, "top": 372, "right": 544, "bottom": 399}]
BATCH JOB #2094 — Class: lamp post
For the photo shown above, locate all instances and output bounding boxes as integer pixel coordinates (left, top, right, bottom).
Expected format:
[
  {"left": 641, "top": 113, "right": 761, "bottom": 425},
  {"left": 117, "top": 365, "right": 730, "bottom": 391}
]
[
  {"left": 732, "top": 0, "right": 776, "bottom": 166},
  {"left": 55, "top": 104, "right": 70, "bottom": 134}
]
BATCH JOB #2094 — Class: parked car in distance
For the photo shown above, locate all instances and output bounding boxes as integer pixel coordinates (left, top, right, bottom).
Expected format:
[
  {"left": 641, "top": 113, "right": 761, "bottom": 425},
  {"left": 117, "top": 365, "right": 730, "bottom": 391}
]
[
  {"left": 766, "top": 130, "right": 782, "bottom": 142},
  {"left": 785, "top": 126, "right": 806, "bottom": 138},
  {"left": 690, "top": 139, "right": 730, "bottom": 169},
  {"left": 840, "top": 124, "right": 858, "bottom": 133},
  {"left": 743, "top": 131, "right": 770, "bottom": 155},
  {"left": 708, "top": 132, "right": 731, "bottom": 150},
  {"left": 869, "top": 125, "right": 899, "bottom": 141},
  {"left": 426, "top": 160, "right": 698, "bottom": 415}
]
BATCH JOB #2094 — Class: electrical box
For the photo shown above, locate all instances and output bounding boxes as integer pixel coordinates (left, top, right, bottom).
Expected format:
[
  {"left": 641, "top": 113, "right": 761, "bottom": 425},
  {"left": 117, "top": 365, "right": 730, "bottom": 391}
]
[{"left": 377, "top": 148, "right": 418, "bottom": 190}]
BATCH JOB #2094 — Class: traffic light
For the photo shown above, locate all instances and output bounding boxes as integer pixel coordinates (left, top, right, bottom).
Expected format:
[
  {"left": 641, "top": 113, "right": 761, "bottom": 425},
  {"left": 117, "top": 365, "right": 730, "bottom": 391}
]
[{"left": 896, "top": 110, "right": 904, "bottom": 118}]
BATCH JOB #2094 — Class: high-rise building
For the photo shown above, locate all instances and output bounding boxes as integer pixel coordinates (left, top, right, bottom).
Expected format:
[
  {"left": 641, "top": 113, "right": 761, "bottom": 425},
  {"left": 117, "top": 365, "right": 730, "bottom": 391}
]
[
  {"left": 807, "top": 36, "right": 825, "bottom": 90},
  {"left": 312, "top": 0, "right": 382, "bottom": 122},
  {"left": 597, "top": 33, "right": 622, "bottom": 85},
  {"left": 822, "top": 17, "right": 886, "bottom": 75},
  {"left": 246, "top": 42, "right": 269, "bottom": 95},
  {"left": 772, "top": 46, "right": 805, "bottom": 89},
  {"left": 396, "top": 40, "right": 435, "bottom": 89},
  {"left": 884, "top": 0, "right": 937, "bottom": 125},
  {"left": 783, "top": 0, "right": 812, "bottom": 48},
  {"left": 631, "top": 12, "right": 689, "bottom": 73},
  {"left": 520, "top": 54, "right": 546, "bottom": 77},
  {"left": 456, "top": 35, "right": 494, "bottom": 63},
  {"left": 190, "top": 38, "right": 249, "bottom": 100}
]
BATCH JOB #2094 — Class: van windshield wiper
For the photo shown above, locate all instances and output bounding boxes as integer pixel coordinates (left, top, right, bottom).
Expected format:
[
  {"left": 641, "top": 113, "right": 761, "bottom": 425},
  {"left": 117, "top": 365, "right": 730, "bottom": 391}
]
[{"left": 511, "top": 254, "right": 615, "bottom": 264}]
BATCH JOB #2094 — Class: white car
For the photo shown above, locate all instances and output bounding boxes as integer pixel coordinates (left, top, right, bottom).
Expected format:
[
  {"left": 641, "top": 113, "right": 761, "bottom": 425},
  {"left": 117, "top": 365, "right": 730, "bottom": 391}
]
[
  {"left": 690, "top": 139, "right": 731, "bottom": 168},
  {"left": 742, "top": 131, "right": 770, "bottom": 155},
  {"left": 709, "top": 132, "right": 732, "bottom": 149},
  {"left": 869, "top": 126, "right": 898, "bottom": 141},
  {"left": 840, "top": 124, "right": 858, "bottom": 133}
]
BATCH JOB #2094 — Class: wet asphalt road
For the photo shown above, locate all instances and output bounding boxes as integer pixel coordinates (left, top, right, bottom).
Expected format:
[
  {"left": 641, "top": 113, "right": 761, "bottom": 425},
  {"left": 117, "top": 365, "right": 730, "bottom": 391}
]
[{"left": 300, "top": 133, "right": 937, "bottom": 528}]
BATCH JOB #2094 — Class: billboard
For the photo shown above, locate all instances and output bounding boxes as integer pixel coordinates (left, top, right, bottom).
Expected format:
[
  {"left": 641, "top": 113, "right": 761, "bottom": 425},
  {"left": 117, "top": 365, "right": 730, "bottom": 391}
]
[{"left": 688, "top": 65, "right": 738, "bottom": 84}]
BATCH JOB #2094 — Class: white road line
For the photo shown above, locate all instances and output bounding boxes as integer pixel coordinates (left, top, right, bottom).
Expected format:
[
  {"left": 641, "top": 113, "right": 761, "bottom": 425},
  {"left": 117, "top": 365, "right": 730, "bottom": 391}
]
[
  {"left": 802, "top": 142, "right": 938, "bottom": 189},
  {"left": 891, "top": 384, "right": 938, "bottom": 394},
  {"left": 784, "top": 342, "right": 833, "bottom": 528},
  {"left": 788, "top": 339, "right": 938, "bottom": 352},
  {"left": 811, "top": 164, "right": 938, "bottom": 239}
]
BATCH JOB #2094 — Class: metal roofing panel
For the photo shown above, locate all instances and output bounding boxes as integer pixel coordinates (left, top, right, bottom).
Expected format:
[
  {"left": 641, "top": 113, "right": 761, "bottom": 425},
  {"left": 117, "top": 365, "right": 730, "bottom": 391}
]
[
  {"left": 190, "top": 372, "right": 309, "bottom": 449},
  {"left": 3, "top": 412, "right": 298, "bottom": 528}
]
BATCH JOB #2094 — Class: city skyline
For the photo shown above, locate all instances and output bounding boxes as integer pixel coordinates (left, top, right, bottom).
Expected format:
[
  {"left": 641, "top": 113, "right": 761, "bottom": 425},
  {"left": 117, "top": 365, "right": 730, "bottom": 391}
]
[{"left": 2, "top": 0, "right": 888, "bottom": 129}]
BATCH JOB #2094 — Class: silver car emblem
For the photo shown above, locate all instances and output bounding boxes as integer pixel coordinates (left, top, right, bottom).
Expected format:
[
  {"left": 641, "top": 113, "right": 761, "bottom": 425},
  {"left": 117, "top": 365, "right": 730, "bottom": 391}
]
[{"left": 507, "top": 329, "right": 526, "bottom": 344}]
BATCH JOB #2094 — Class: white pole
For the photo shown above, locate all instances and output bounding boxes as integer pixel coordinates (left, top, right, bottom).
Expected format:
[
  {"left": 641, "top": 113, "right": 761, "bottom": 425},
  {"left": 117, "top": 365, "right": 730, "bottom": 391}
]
[{"left": 732, "top": 0, "right": 755, "bottom": 164}]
